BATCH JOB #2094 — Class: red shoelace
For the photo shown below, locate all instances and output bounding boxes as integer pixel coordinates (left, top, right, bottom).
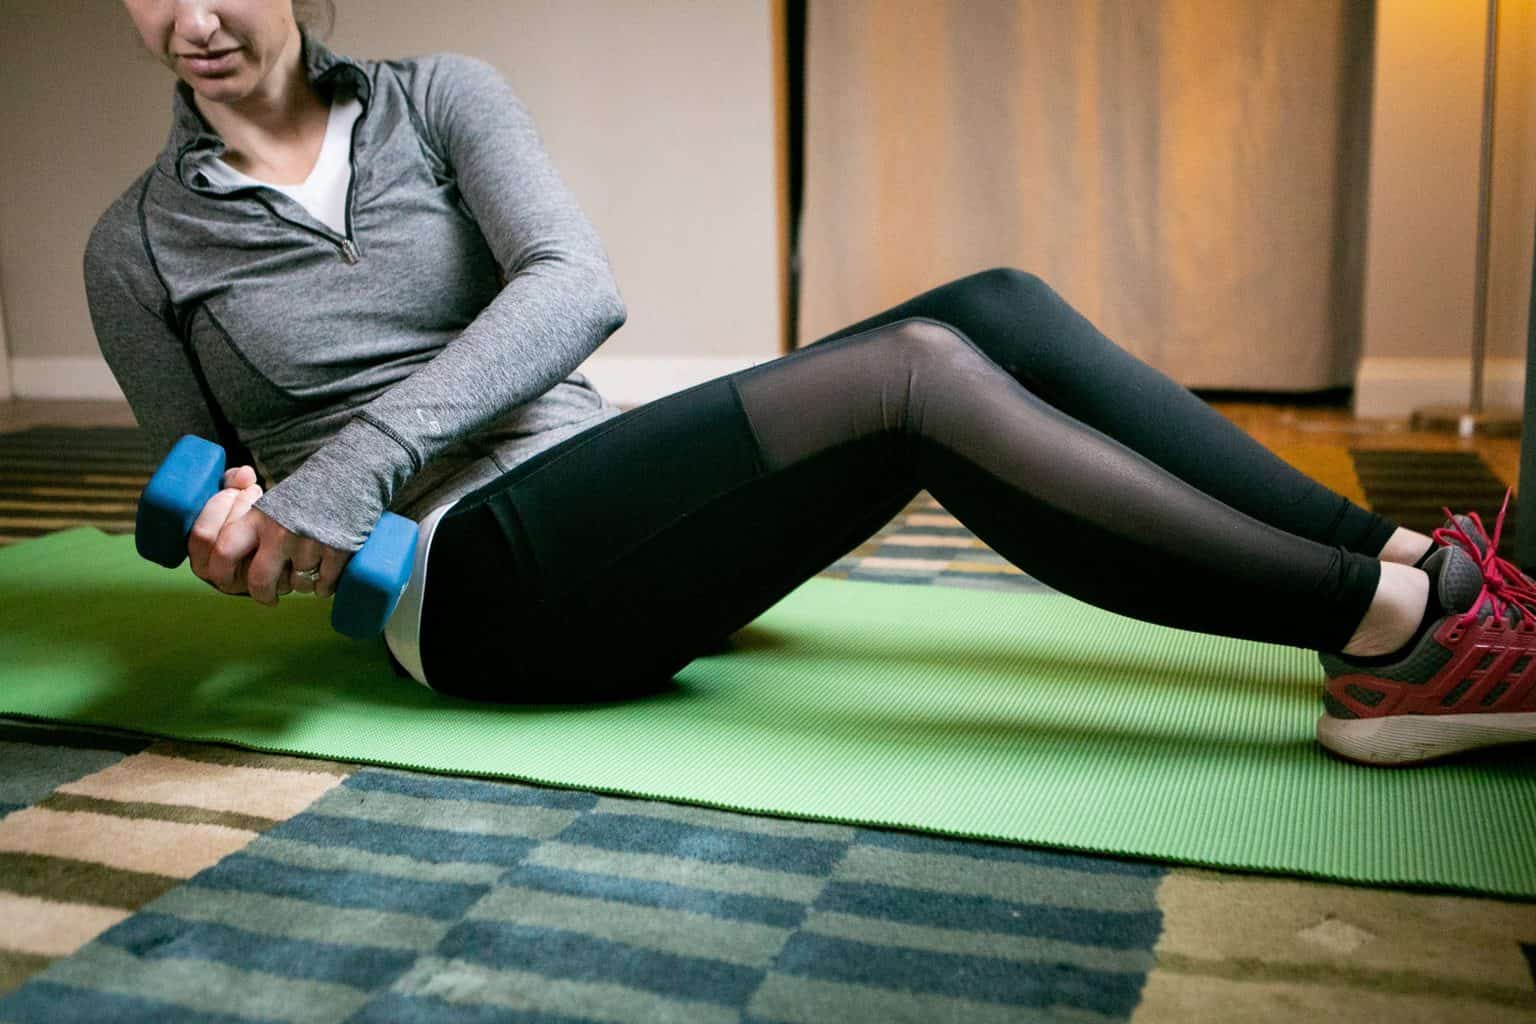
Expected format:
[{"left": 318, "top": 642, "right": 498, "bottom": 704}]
[{"left": 1431, "top": 489, "right": 1536, "bottom": 627}]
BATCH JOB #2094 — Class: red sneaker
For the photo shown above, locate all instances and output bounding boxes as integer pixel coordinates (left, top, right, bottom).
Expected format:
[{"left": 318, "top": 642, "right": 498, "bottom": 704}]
[
  {"left": 1438, "top": 507, "right": 1536, "bottom": 585},
  {"left": 1317, "top": 494, "right": 1536, "bottom": 765}
]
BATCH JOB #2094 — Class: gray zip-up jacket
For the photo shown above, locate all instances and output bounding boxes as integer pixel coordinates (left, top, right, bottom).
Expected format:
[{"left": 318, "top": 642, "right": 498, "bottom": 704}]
[{"left": 84, "top": 32, "right": 627, "bottom": 551}]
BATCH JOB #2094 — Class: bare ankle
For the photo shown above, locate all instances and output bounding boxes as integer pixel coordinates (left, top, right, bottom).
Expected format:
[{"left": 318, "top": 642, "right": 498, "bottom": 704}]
[
  {"left": 1377, "top": 526, "right": 1433, "bottom": 566},
  {"left": 1343, "top": 562, "right": 1431, "bottom": 657}
]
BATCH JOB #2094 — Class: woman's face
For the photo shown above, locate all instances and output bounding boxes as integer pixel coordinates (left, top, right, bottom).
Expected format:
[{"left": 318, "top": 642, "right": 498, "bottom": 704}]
[{"left": 121, "top": 0, "right": 298, "bottom": 104}]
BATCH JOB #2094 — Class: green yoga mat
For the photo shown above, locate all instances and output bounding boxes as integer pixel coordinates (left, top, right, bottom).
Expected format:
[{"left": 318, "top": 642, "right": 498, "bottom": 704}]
[{"left": 3, "top": 528, "right": 1534, "bottom": 898}]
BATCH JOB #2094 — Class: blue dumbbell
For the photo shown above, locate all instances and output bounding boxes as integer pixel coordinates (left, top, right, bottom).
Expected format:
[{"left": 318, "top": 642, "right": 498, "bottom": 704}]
[{"left": 135, "top": 435, "right": 418, "bottom": 639}]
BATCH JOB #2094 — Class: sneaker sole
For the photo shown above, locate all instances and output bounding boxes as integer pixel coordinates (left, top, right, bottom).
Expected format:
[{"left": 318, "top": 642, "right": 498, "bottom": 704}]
[{"left": 1316, "top": 711, "right": 1536, "bottom": 766}]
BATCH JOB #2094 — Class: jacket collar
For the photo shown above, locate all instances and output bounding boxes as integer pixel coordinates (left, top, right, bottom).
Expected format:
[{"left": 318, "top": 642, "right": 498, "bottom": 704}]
[{"left": 156, "top": 29, "right": 371, "bottom": 184}]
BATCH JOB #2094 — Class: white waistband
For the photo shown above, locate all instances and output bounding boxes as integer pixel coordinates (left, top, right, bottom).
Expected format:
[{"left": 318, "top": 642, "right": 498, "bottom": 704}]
[{"left": 383, "top": 500, "right": 456, "bottom": 688}]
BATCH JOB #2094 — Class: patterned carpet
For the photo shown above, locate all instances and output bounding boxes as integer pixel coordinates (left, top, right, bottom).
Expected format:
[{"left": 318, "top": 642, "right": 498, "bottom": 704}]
[
  {"left": 0, "top": 427, "right": 150, "bottom": 547},
  {"left": 1, "top": 426, "right": 1534, "bottom": 1022}
]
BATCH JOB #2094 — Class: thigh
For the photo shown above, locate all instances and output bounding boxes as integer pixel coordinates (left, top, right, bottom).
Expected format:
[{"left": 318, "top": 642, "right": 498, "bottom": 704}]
[{"left": 418, "top": 374, "right": 916, "bottom": 702}]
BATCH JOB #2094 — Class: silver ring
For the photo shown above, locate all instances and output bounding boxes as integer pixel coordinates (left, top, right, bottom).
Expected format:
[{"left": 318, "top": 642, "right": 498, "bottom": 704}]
[{"left": 294, "top": 567, "right": 321, "bottom": 582}]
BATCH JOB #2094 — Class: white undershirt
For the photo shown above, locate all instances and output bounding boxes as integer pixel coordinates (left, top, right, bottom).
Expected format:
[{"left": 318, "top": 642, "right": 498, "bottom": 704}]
[
  {"left": 196, "top": 87, "right": 441, "bottom": 687},
  {"left": 196, "top": 90, "right": 362, "bottom": 235}
]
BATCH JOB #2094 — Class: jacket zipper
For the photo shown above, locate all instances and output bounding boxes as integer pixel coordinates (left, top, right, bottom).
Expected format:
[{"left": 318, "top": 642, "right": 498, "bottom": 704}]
[
  {"left": 247, "top": 193, "right": 361, "bottom": 264},
  {"left": 190, "top": 67, "right": 368, "bottom": 265},
  {"left": 339, "top": 99, "right": 365, "bottom": 262}
]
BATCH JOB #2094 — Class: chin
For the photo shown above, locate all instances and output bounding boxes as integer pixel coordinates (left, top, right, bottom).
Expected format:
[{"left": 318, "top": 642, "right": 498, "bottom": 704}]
[{"left": 185, "top": 74, "right": 254, "bottom": 104}]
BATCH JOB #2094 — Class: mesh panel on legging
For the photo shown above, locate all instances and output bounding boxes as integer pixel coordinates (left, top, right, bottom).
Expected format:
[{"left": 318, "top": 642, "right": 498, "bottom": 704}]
[
  {"left": 418, "top": 315, "right": 1381, "bottom": 700},
  {"left": 730, "top": 317, "right": 1380, "bottom": 651}
]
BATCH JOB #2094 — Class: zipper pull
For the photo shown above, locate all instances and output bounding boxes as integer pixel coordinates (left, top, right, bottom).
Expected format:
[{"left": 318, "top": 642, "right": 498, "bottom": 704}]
[{"left": 340, "top": 239, "right": 360, "bottom": 264}]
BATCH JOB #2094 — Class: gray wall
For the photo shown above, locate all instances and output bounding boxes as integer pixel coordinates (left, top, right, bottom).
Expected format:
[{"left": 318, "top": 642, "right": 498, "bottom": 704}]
[{"left": 0, "top": 0, "right": 780, "bottom": 402}]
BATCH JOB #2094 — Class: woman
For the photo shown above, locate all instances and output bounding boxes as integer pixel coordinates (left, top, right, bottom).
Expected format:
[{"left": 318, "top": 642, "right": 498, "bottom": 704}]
[{"left": 89, "top": 0, "right": 1535, "bottom": 766}]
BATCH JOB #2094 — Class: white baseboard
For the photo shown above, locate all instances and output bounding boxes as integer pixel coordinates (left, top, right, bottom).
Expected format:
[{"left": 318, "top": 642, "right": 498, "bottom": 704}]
[
  {"left": 9, "top": 353, "right": 770, "bottom": 409},
  {"left": 1352, "top": 356, "right": 1526, "bottom": 420}
]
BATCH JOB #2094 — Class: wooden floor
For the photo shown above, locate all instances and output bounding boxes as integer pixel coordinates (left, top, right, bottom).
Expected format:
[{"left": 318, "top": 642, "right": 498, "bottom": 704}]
[
  {"left": 1214, "top": 399, "right": 1521, "bottom": 505},
  {"left": 0, "top": 396, "right": 1523, "bottom": 502}
]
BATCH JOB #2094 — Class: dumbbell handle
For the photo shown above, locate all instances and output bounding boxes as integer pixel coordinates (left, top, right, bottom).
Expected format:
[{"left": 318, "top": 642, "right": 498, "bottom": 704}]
[{"left": 135, "top": 435, "right": 418, "bottom": 639}]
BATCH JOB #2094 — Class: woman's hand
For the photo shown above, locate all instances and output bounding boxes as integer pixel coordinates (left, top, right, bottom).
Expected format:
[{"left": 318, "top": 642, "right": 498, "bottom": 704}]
[
  {"left": 187, "top": 467, "right": 263, "bottom": 596},
  {"left": 187, "top": 465, "right": 352, "bottom": 605}
]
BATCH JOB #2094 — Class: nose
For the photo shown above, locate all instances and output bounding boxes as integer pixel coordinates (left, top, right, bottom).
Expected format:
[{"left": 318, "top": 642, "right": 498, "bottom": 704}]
[{"left": 172, "top": 0, "right": 221, "bottom": 48}]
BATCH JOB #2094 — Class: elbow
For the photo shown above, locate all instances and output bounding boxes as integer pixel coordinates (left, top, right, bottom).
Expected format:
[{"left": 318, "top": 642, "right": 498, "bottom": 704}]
[
  {"left": 582, "top": 262, "right": 626, "bottom": 337},
  {"left": 517, "top": 247, "right": 628, "bottom": 338},
  {"left": 599, "top": 285, "right": 628, "bottom": 336}
]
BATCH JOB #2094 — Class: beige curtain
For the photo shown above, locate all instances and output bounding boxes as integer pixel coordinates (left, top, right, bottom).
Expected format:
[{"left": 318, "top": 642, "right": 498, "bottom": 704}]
[{"left": 799, "top": 0, "right": 1375, "bottom": 389}]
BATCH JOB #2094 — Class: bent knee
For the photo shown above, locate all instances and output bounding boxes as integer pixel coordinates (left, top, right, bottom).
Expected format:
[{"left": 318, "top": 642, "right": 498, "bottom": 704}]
[
  {"left": 879, "top": 317, "right": 982, "bottom": 367},
  {"left": 884, "top": 320, "right": 976, "bottom": 360},
  {"left": 969, "top": 266, "right": 1050, "bottom": 301}
]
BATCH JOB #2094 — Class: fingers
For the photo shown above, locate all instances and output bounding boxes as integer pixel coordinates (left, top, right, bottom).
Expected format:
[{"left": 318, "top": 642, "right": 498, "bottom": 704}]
[
  {"left": 284, "top": 541, "right": 347, "bottom": 600},
  {"left": 221, "top": 465, "right": 258, "bottom": 490},
  {"left": 315, "top": 547, "right": 351, "bottom": 600},
  {"left": 189, "top": 483, "right": 263, "bottom": 593},
  {"left": 244, "top": 515, "right": 350, "bottom": 607},
  {"left": 288, "top": 537, "right": 326, "bottom": 595},
  {"left": 245, "top": 510, "right": 296, "bottom": 607},
  {"left": 204, "top": 485, "right": 264, "bottom": 594},
  {"left": 188, "top": 488, "right": 242, "bottom": 578}
]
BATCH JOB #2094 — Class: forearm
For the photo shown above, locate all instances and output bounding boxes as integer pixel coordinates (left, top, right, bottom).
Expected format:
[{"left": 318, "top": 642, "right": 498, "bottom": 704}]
[{"left": 254, "top": 256, "right": 625, "bottom": 550}]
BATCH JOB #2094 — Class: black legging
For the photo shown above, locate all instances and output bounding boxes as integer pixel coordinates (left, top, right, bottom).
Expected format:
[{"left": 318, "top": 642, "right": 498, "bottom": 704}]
[{"left": 418, "top": 268, "right": 1393, "bottom": 701}]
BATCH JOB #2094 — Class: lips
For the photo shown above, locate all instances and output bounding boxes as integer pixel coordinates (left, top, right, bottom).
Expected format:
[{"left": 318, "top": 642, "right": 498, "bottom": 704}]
[{"left": 180, "top": 49, "right": 240, "bottom": 75}]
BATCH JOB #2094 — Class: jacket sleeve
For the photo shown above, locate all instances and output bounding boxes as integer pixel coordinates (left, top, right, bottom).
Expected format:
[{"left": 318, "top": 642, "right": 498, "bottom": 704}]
[
  {"left": 254, "top": 54, "right": 628, "bottom": 550},
  {"left": 83, "top": 193, "right": 234, "bottom": 465}
]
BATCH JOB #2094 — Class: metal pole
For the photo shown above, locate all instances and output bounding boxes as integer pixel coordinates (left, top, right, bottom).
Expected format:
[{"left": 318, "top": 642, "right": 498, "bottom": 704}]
[
  {"left": 1409, "top": 0, "right": 1519, "bottom": 436},
  {"left": 1469, "top": 0, "right": 1499, "bottom": 414}
]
